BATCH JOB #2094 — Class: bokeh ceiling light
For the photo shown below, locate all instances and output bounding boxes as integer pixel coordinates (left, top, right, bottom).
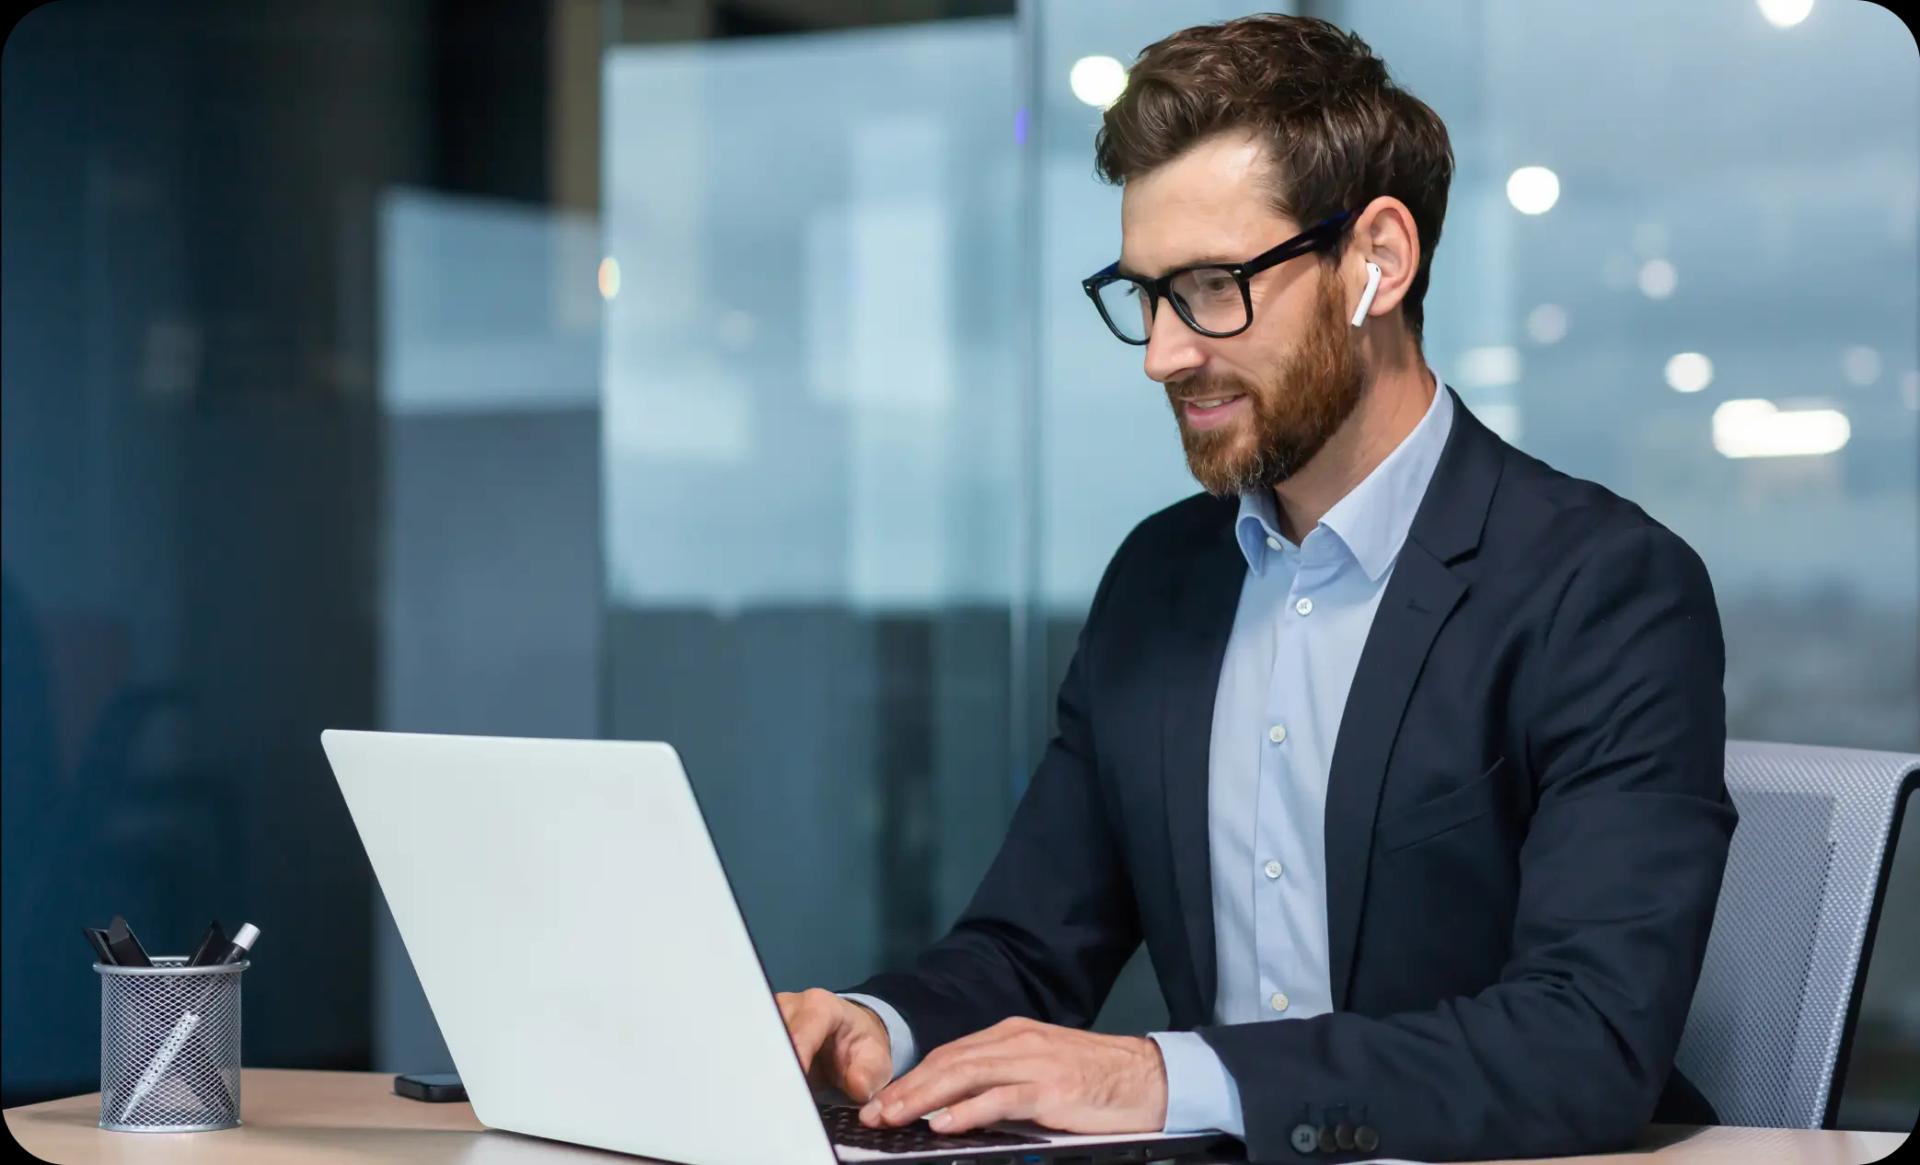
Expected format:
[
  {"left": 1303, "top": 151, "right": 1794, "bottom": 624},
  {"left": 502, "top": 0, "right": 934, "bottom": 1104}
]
[
  {"left": 1756, "top": 0, "right": 1815, "bottom": 28},
  {"left": 1638, "top": 259, "right": 1678, "bottom": 299},
  {"left": 1505, "top": 166, "right": 1560, "bottom": 215},
  {"left": 1458, "top": 345, "right": 1522, "bottom": 388},
  {"left": 1069, "top": 55, "right": 1127, "bottom": 109},
  {"left": 1841, "top": 345, "right": 1882, "bottom": 386},
  {"left": 1526, "top": 304, "right": 1568, "bottom": 345},
  {"left": 1665, "top": 352, "right": 1713, "bottom": 393},
  {"left": 1712, "top": 398, "right": 1850, "bottom": 459}
]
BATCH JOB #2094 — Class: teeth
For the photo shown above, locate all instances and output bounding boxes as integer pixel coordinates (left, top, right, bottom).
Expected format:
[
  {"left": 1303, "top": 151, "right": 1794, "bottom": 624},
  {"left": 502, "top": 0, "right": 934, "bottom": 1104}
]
[{"left": 1188, "top": 396, "right": 1238, "bottom": 410}]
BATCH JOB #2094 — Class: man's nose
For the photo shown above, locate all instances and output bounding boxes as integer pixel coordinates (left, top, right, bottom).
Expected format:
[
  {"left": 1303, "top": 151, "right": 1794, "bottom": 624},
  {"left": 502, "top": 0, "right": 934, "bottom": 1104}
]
[{"left": 1142, "top": 297, "right": 1205, "bottom": 384}]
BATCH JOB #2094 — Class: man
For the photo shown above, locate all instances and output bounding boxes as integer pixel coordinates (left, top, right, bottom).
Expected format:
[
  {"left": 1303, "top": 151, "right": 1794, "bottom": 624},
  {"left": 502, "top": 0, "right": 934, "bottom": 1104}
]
[{"left": 779, "top": 13, "right": 1735, "bottom": 1163}]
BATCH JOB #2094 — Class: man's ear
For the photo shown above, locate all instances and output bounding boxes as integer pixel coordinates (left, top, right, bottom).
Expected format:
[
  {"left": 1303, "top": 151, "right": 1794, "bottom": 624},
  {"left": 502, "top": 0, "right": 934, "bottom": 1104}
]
[{"left": 1349, "top": 197, "right": 1421, "bottom": 323}]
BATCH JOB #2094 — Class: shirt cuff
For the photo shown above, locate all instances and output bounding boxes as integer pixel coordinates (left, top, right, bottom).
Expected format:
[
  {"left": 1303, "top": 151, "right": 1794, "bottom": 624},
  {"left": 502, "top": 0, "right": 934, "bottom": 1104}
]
[
  {"left": 838, "top": 993, "right": 919, "bottom": 1083},
  {"left": 1147, "top": 1030, "right": 1245, "bottom": 1138}
]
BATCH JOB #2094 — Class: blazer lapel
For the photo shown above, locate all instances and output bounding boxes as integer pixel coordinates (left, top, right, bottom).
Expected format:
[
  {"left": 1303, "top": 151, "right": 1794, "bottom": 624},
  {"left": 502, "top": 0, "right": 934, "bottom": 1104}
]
[
  {"left": 1161, "top": 519, "right": 1246, "bottom": 1025},
  {"left": 1323, "top": 388, "right": 1503, "bottom": 1009}
]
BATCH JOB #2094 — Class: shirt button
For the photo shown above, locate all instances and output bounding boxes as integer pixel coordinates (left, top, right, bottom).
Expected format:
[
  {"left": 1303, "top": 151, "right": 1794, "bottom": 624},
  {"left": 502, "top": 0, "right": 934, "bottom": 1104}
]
[
  {"left": 1270, "top": 992, "right": 1290, "bottom": 1012},
  {"left": 1294, "top": 596, "right": 1314, "bottom": 616},
  {"left": 1264, "top": 859, "right": 1283, "bottom": 879},
  {"left": 1265, "top": 535, "right": 1282, "bottom": 552},
  {"left": 1268, "top": 724, "right": 1287, "bottom": 744}
]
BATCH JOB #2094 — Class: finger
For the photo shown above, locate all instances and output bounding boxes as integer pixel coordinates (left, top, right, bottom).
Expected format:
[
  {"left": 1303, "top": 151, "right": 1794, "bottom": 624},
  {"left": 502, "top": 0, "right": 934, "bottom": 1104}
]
[
  {"left": 867, "top": 1030, "right": 1016, "bottom": 1111},
  {"left": 868, "top": 1056, "right": 1026, "bottom": 1126},
  {"left": 837, "top": 1032, "right": 891, "bottom": 1103},
  {"left": 775, "top": 993, "right": 803, "bottom": 1030},
  {"left": 927, "top": 1083, "right": 1042, "bottom": 1134},
  {"left": 863, "top": 1050, "right": 939, "bottom": 1117},
  {"left": 786, "top": 1004, "right": 836, "bottom": 1073}
]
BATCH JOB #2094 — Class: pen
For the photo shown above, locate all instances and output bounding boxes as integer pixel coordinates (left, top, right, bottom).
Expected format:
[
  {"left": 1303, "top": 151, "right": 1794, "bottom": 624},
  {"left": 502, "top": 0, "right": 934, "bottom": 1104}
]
[
  {"left": 186, "top": 922, "right": 256, "bottom": 1113},
  {"left": 215, "top": 922, "right": 260, "bottom": 965},
  {"left": 117, "top": 1012, "right": 200, "bottom": 1123},
  {"left": 197, "top": 924, "right": 258, "bottom": 1114}
]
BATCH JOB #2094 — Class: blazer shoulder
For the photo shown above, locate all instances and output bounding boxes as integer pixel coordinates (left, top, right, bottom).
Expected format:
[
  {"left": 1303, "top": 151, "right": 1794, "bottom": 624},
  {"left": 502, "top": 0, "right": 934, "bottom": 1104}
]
[
  {"left": 1495, "top": 445, "right": 1689, "bottom": 549},
  {"left": 1123, "top": 490, "right": 1237, "bottom": 557},
  {"left": 1488, "top": 445, "right": 1712, "bottom": 594},
  {"left": 1113, "top": 487, "right": 1244, "bottom": 568},
  {"left": 1084, "top": 491, "right": 1236, "bottom": 613}
]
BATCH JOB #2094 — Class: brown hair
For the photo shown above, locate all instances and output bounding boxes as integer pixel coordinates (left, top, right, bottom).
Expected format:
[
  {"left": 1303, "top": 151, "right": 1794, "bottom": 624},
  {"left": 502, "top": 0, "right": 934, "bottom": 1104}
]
[{"left": 1094, "top": 13, "right": 1453, "bottom": 342}]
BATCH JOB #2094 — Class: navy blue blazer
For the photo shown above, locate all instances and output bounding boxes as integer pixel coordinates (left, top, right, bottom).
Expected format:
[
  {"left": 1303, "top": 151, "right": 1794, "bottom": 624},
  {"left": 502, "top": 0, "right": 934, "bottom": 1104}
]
[{"left": 850, "top": 391, "right": 1736, "bottom": 1163}]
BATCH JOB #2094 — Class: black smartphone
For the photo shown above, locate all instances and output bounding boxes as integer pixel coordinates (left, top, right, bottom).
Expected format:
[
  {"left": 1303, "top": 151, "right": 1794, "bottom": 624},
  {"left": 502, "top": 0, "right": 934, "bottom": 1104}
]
[{"left": 393, "top": 1072, "right": 467, "bottom": 1102}]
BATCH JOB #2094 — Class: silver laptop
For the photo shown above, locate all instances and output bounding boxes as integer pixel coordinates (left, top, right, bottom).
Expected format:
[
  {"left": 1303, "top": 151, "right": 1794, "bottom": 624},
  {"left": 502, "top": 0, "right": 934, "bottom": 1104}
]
[{"left": 321, "top": 730, "right": 1232, "bottom": 1165}]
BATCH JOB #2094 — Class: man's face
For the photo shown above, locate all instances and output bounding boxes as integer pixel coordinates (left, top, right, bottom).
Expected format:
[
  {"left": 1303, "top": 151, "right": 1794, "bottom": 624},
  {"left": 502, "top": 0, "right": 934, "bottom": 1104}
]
[{"left": 1118, "top": 132, "right": 1366, "bottom": 496}]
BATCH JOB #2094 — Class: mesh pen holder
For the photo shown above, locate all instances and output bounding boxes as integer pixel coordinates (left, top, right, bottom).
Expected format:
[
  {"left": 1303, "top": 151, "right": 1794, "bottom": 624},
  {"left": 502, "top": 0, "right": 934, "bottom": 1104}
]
[{"left": 97, "top": 957, "right": 246, "bottom": 1132}]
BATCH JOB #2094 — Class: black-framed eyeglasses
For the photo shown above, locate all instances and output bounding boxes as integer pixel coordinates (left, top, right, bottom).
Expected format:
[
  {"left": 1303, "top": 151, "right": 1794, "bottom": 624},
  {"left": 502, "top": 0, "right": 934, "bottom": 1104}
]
[{"left": 1081, "top": 210, "right": 1355, "bottom": 345}]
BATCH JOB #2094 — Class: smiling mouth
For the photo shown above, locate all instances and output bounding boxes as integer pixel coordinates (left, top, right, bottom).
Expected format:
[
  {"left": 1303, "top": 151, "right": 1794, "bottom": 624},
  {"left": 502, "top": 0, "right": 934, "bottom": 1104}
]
[{"left": 1179, "top": 394, "right": 1245, "bottom": 411}]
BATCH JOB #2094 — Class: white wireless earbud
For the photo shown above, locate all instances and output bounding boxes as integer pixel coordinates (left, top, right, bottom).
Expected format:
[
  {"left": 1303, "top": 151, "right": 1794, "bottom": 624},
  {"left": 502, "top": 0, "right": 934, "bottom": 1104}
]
[{"left": 1351, "top": 262, "right": 1382, "bottom": 328}]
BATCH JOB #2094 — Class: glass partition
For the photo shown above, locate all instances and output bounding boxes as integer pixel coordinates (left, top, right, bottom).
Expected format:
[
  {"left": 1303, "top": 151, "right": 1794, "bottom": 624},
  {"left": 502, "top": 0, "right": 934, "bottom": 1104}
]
[{"left": 600, "top": 19, "right": 1022, "bottom": 992}]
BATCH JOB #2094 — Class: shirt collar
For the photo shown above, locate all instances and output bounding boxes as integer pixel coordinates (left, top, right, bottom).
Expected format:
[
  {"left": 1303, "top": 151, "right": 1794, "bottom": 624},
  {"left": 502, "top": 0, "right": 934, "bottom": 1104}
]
[
  {"left": 1234, "top": 489, "right": 1288, "bottom": 575},
  {"left": 1233, "top": 370, "right": 1455, "bottom": 581}
]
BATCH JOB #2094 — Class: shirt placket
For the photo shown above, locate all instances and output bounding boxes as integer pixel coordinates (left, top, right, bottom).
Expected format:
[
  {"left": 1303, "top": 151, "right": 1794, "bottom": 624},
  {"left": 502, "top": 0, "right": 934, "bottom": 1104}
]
[
  {"left": 1253, "top": 540, "right": 1304, "bottom": 1019},
  {"left": 1258, "top": 534, "right": 1347, "bottom": 1020}
]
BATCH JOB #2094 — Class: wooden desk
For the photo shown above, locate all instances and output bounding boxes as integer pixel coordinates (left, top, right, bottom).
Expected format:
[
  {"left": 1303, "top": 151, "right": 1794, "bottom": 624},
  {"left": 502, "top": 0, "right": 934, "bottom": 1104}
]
[{"left": 5, "top": 1070, "right": 1907, "bottom": 1165}]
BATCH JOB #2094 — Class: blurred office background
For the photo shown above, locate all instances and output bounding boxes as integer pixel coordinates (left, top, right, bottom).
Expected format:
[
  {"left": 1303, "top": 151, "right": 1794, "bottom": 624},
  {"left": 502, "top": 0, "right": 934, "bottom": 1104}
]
[{"left": 3, "top": 0, "right": 1915, "bottom": 1132}]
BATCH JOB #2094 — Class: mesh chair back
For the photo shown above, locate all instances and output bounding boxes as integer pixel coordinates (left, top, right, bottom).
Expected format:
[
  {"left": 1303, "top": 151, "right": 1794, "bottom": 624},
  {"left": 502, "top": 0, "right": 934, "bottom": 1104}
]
[{"left": 1675, "top": 740, "right": 1917, "bottom": 1128}]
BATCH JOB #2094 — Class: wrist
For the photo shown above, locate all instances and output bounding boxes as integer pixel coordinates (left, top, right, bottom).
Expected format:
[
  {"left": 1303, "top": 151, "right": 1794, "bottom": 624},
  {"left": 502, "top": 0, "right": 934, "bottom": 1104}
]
[
  {"left": 845, "top": 1000, "right": 890, "bottom": 1048},
  {"left": 1138, "top": 1035, "right": 1169, "bottom": 1128}
]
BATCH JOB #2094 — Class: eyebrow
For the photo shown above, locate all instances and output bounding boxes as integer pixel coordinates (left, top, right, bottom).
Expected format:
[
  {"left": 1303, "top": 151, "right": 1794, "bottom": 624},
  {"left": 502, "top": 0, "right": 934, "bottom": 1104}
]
[{"left": 1115, "top": 253, "right": 1243, "bottom": 281}]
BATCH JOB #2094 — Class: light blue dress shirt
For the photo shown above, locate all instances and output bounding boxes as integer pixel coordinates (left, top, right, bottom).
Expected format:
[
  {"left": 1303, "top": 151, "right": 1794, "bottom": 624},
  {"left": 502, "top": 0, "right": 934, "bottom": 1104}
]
[{"left": 849, "top": 379, "right": 1454, "bottom": 1138}]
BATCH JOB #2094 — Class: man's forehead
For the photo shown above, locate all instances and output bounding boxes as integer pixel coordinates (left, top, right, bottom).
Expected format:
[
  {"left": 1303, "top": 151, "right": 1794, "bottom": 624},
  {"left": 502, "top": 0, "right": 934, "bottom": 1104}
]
[{"left": 1117, "top": 134, "right": 1298, "bottom": 275}]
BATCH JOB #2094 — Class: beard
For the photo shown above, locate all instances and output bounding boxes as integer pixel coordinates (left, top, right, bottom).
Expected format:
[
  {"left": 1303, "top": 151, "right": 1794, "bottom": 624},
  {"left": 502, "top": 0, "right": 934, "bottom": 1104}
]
[{"left": 1169, "top": 269, "right": 1367, "bottom": 497}]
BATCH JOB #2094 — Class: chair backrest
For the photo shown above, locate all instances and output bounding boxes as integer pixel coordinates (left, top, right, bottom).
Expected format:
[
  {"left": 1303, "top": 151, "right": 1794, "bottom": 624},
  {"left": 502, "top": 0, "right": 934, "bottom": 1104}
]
[{"left": 1675, "top": 740, "right": 1918, "bottom": 1128}]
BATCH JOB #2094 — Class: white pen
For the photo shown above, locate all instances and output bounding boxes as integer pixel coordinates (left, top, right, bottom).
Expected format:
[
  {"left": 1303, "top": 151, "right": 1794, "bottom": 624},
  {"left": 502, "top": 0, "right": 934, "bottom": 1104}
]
[{"left": 118, "top": 1012, "right": 200, "bottom": 1123}]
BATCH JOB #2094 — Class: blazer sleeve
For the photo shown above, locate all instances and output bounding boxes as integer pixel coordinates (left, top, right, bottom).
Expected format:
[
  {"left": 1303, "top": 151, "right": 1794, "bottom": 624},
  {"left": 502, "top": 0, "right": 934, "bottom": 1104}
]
[
  {"left": 842, "top": 525, "right": 1146, "bottom": 1054},
  {"left": 1196, "top": 522, "right": 1737, "bottom": 1163}
]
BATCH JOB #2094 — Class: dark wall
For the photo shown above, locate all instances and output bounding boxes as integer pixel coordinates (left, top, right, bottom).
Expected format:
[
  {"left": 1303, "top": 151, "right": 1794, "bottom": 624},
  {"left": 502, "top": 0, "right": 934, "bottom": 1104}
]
[{"left": 1, "top": 0, "right": 550, "bottom": 1104}]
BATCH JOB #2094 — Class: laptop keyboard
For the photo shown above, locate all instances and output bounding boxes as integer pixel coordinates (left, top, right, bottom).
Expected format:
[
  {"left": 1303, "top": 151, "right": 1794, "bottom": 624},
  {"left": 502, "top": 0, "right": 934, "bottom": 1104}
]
[{"left": 819, "top": 1103, "right": 1048, "bottom": 1154}]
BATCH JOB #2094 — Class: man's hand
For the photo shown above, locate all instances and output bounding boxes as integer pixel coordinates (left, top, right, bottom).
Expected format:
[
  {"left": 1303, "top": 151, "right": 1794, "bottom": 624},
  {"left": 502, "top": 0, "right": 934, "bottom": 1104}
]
[
  {"left": 857, "top": 1017, "right": 1166, "bottom": 1135},
  {"left": 777, "top": 989, "right": 894, "bottom": 1104}
]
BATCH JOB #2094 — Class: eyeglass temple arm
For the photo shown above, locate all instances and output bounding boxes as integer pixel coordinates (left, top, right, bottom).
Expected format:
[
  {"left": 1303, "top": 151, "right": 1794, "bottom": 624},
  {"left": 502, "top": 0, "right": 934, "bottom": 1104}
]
[{"left": 1236, "top": 211, "right": 1356, "bottom": 279}]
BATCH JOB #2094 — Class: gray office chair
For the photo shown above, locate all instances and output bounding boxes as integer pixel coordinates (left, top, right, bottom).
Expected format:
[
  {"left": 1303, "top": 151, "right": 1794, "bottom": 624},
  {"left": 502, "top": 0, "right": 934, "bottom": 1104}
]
[{"left": 1673, "top": 740, "right": 1918, "bottom": 1128}]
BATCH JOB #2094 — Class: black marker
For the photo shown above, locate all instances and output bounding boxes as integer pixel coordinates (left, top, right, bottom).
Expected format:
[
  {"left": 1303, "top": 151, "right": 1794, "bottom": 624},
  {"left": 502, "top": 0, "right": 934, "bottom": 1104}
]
[
  {"left": 186, "top": 921, "right": 229, "bottom": 967},
  {"left": 83, "top": 927, "right": 116, "bottom": 966},
  {"left": 103, "top": 915, "right": 152, "bottom": 968}
]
